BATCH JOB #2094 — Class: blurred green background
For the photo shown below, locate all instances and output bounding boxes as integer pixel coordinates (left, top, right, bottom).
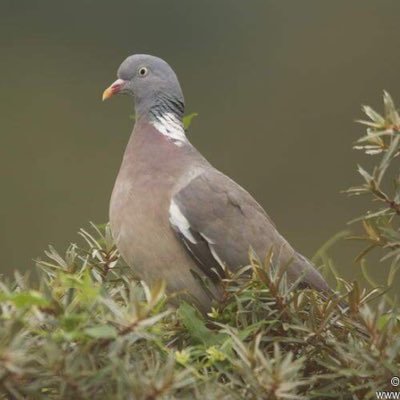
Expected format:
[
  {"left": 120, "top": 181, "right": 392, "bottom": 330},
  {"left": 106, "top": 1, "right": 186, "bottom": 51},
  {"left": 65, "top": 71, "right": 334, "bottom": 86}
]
[{"left": 1, "top": 1, "right": 400, "bottom": 283}]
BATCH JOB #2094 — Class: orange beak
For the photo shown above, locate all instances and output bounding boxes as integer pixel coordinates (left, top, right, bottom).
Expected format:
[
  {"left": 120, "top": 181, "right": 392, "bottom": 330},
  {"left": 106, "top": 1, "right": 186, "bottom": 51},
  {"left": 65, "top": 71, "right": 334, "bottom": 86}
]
[{"left": 102, "top": 79, "right": 127, "bottom": 101}]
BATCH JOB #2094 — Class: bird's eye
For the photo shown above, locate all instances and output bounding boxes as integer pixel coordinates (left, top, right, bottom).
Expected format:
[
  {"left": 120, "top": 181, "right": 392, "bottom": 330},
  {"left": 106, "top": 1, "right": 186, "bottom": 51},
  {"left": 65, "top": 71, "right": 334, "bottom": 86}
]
[{"left": 138, "top": 67, "right": 148, "bottom": 77}]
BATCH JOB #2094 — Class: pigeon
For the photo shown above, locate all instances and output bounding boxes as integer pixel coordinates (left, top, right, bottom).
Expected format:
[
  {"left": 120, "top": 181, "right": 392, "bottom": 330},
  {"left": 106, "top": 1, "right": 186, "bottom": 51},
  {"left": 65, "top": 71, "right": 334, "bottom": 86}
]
[{"left": 103, "top": 54, "right": 330, "bottom": 312}]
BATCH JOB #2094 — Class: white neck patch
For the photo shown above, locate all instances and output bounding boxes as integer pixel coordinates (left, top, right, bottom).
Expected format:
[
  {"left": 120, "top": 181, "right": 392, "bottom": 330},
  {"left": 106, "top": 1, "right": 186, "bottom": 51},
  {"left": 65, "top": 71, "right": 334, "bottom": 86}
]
[{"left": 150, "top": 113, "right": 187, "bottom": 146}]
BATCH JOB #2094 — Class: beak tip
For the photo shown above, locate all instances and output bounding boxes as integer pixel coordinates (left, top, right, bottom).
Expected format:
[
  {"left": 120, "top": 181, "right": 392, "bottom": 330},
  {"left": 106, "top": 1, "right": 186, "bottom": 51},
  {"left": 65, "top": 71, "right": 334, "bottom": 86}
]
[
  {"left": 102, "top": 88, "right": 113, "bottom": 102},
  {"left": 102, "top": 79, "right": 126, "bottom": 102}
]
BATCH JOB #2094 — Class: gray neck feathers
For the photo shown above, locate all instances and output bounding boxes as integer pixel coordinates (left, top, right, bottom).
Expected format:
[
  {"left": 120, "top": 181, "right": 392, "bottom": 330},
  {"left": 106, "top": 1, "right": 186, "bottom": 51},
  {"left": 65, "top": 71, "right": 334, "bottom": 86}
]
[
  {"left": 140, "top": 93, "right": 187, "bottom": 146},
  {"left": 149, "top": 92, "right": 185, "bottom": 122}
]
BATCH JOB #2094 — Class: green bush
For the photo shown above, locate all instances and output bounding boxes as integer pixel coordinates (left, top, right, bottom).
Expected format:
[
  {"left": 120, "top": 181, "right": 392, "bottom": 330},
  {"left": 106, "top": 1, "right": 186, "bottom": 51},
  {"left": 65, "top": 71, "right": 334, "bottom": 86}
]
[{"left": 1, "top": 95, "right": 400, "bottom": 399}]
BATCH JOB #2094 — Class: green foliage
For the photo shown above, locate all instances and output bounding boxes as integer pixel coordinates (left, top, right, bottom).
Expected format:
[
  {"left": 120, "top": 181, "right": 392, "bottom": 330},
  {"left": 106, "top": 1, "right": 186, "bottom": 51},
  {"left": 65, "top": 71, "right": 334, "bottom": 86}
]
[
  {"left": 0, "top": 223, "right": 399, "bottom": 399},
  {"left": 183, "top": 113, "right": 198, "bottom": 130},
  {"left": 346, "top": 92, "right": 400, "bottom": 293}
]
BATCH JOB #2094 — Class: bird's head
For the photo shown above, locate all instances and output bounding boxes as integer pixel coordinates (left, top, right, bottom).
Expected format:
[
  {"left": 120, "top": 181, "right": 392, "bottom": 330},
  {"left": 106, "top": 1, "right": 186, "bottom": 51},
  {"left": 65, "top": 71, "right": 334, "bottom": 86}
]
[{"left": 102, "top": 54, "right": 185, "bottom": 120}]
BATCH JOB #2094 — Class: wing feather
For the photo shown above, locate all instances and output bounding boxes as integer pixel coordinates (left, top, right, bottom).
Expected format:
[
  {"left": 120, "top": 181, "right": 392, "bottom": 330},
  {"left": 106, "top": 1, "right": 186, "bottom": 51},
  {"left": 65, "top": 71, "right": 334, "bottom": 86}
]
[{"left": 169, "top": 168, "right": 330, "bottom": 292}]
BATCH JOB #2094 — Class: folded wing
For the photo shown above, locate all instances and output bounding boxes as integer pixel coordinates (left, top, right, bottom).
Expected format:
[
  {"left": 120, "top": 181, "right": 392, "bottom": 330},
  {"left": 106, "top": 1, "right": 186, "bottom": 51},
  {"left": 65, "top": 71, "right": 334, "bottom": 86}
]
[{"left": 169, "top": 169, "right": 330, "bottom": 292}]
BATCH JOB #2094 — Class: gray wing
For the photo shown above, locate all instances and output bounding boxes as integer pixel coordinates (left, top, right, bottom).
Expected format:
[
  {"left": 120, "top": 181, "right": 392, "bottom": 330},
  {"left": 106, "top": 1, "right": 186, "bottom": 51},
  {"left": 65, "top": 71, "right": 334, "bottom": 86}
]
[{"left": 169, "top": 169, "right": 330, "bottom": 292}]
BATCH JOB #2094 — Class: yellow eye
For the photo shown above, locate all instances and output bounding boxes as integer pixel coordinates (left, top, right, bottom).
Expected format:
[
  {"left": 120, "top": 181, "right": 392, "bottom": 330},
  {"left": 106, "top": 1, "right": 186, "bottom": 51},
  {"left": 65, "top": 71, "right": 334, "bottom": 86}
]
[{"left": 138, "top": 67, "right": 148, "bottom": 77}]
